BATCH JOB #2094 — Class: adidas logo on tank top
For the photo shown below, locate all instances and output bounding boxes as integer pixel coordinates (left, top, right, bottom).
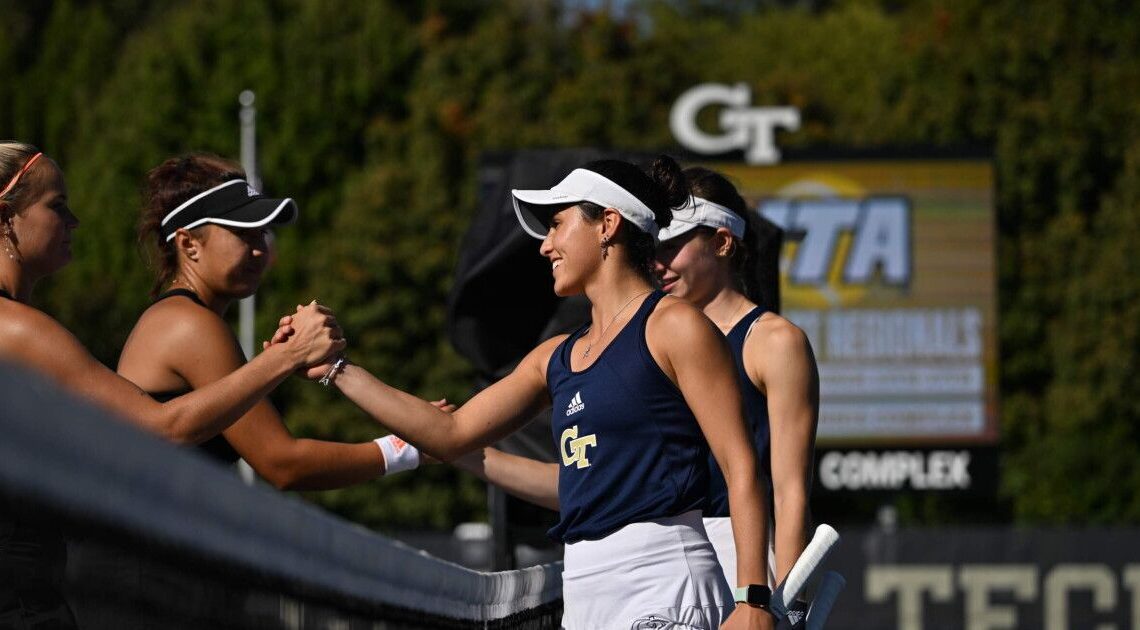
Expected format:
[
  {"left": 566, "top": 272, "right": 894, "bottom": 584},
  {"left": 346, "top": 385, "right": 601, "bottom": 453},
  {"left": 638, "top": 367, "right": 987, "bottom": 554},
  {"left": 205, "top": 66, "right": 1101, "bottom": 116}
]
[{"left": 566, "top": 391, "right": 585, "bottom": 416}]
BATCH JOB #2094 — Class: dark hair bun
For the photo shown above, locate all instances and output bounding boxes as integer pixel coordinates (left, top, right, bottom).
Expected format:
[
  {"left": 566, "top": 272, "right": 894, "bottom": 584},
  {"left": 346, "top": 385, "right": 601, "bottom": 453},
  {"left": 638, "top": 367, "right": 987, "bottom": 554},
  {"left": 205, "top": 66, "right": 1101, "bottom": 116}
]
[
  {"left": 649, "top": 155, "right": 690, "bottom": 219},
  {"left": 581, "top": 155, "right": 690, "bottom": 229}
]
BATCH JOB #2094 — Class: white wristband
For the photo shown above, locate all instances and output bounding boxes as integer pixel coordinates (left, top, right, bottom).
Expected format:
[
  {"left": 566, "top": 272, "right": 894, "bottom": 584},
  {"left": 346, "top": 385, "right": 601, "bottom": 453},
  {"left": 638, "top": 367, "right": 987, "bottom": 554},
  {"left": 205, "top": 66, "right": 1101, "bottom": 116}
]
[{"left": 375, "top": 435, "right": 420, "bottom": 475}]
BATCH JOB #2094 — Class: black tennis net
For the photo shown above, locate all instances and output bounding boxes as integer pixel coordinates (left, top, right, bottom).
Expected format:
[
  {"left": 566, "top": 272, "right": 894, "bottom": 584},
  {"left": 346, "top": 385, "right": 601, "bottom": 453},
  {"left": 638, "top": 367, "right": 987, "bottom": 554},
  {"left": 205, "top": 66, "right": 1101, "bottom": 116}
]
[{"left": 0, "top": 362, "right": 562, "bottom": 629}]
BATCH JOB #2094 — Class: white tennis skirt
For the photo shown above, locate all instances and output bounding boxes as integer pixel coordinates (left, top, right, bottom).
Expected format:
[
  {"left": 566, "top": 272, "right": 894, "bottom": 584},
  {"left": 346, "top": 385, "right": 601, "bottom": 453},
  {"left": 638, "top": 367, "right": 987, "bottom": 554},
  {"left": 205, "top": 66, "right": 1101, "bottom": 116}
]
[
  {"left": 703, "top": 516, "right": 777, "bottom": 589},
  {"left": 561, "top": 511, "right": 733, "bottom": 629}
]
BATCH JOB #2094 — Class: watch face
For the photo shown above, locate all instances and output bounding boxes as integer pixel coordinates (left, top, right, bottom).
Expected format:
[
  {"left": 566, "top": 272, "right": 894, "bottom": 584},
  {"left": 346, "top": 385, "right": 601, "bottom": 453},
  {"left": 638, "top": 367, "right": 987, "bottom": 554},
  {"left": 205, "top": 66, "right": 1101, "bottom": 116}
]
[{"left": 734, "top": 584, "right": 771, "bottom": 606}]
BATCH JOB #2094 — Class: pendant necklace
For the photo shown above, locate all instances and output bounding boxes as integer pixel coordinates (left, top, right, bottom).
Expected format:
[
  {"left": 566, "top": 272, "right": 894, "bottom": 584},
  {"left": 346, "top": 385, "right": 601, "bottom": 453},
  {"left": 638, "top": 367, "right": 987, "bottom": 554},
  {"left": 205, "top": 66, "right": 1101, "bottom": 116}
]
[{"left": 582, "top": 289, "right": 652, "bottom": 359}]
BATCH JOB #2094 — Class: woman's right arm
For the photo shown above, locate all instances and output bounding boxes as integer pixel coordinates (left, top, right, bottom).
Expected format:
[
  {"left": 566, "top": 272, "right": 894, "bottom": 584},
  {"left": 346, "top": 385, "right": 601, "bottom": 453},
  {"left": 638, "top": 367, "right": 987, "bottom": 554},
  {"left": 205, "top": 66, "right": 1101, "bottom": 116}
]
[
  {"left": 452, "top": 447, "right": 560, "bottom": 511},
  {"left": 747, "top": 317, "right": 819, "bottom": 584},
  {"left": 329, "top": 337, "right": 560, "bottom": 462},
  {"left": 3, "top": 302, "right": 342, "bottom": 443}
]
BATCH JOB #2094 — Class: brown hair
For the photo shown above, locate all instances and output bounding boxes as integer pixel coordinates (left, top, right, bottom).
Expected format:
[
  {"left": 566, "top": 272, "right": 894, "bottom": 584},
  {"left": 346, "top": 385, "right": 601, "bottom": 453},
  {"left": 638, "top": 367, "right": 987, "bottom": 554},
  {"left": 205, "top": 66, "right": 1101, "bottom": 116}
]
[
  {"left": 0, "top": 142, "right": 44, "bottom": 221},
  {"left": 575, "top": 155, "right": 690, "bottom": 284},
  {"left": 138, "top": 154, "right": 245, "bottom": 297},
  {"left": 683, "top": 166, "right": 764, "bottom": 303}
]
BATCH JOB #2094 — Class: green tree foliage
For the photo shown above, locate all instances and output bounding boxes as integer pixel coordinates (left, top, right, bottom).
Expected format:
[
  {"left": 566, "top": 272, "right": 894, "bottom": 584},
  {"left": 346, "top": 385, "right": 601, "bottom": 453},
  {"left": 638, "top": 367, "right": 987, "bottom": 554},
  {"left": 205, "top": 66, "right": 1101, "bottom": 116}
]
[{"left": 2, "top": 0, "right": 1138, "bottom": 527}]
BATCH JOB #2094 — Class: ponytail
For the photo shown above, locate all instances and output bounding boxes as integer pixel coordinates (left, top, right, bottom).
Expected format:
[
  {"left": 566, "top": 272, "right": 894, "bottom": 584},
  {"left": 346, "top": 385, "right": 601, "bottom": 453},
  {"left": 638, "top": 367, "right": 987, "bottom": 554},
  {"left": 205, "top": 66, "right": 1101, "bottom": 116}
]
[{"left": 138, "top": 154, "right": 245, "bottom": 297}]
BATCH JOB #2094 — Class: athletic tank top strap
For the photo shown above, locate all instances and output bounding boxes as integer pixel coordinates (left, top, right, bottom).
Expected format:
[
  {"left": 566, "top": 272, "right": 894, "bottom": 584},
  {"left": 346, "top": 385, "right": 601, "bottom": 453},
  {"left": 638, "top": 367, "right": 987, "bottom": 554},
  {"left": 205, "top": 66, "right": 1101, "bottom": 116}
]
[
  {"left": 154, "top": 288, "right": 206, "bottom": 307},
  {"left": 704, "top": 306, "right": 772, "bottom": 517},
  {"left": 546, "top": 290, "right": 710, "bottom": 543},
  {"left": 726, "top": 306, "right": 765, "bottom": 346}
]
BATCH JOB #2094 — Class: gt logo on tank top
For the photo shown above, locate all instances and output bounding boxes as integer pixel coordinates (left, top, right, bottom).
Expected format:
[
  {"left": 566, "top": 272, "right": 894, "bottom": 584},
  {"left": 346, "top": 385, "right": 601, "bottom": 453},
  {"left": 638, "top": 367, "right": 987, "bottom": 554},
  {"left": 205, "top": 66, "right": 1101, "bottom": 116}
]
[
  {"left": 545, "top": 291, "right": 710, "bottom": 543},
  {"left": 560, "top": 425, "right": 598, "bottom": 469}
]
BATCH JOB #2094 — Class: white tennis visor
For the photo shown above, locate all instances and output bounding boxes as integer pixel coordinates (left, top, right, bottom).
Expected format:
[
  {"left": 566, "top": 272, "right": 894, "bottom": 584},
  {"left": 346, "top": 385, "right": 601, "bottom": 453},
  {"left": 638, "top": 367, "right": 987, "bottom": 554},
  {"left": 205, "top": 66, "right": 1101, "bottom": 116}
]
[
  {"left": 511, "top": 168, "right": 658, "bottom": 240},
  {"left": 657, "top": 196, "right": 745, "bottom": 242}
]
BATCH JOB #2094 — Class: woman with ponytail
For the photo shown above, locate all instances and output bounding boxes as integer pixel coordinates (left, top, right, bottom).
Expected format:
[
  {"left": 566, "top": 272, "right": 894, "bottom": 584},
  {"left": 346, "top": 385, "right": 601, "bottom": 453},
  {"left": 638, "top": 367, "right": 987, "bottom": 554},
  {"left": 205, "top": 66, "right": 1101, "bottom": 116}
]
[
  {"left": 118, "top": 154, "right": 424, "bottom": 487},
  {"left": 273, "top": 157, "right": 774, "bottom": 629},
  {"left": 64, "top": 153, "right": 425, "bottom": 629},
  {"left": 657, "top": 167, "right": 820, "bottom": 622}
]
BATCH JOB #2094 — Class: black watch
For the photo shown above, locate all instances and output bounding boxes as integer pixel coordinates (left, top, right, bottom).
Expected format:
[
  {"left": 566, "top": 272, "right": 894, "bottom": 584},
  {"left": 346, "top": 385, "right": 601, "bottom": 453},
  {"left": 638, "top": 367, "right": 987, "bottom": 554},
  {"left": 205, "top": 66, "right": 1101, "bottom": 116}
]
[{"left": 732, "top": 584, "right": 771, "bottom": 609}]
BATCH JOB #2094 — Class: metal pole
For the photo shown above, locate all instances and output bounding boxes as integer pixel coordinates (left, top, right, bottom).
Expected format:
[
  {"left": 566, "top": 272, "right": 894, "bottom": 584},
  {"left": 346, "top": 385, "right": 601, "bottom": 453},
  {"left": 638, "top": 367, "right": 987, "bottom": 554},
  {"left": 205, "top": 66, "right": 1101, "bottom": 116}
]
[
  {"left": 237, "top": 90, "right": 260, "bottom": 486},
  {"left": 238, "top": 90, "right": 259, "bottom": 360}
]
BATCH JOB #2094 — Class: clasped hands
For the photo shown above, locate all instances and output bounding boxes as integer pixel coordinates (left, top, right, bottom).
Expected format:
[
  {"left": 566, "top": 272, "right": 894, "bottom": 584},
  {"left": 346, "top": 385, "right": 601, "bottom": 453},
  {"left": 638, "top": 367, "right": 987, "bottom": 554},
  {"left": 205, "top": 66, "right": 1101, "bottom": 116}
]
[{"left": 265, "top": 301, "right": 346, "bottom": 378}]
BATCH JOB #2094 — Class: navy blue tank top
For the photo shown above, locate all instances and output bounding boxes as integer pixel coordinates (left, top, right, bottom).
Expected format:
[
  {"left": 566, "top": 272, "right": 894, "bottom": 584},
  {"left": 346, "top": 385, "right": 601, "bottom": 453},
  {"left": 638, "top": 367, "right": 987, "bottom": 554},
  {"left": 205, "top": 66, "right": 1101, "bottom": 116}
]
[
  {"left": 546, "top": 290, "right": 709, "bottom": 543},
  {"left": 704, "top": 307, "right": 771, "bottom": 517}
]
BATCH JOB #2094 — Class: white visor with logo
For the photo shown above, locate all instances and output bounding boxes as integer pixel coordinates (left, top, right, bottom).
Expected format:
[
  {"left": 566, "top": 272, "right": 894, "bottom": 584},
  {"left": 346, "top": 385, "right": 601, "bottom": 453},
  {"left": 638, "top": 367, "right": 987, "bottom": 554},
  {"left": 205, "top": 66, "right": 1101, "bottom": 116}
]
[
  {"left": 511, "top": 168, "right": 658, "bottom": 240},
  {"left": 657, "top": 196, "right": 745, "bottom": 242}
]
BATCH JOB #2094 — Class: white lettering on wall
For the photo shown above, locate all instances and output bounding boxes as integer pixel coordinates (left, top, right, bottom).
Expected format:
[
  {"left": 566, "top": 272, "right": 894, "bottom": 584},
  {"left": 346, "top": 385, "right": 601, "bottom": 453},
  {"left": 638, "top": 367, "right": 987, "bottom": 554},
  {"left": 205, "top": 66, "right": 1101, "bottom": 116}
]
[
  {"left": 819, "top": 451, "right": 972, "bottom": 491},
  {"left": 669, "top": 83, "right": 799, "bottom": 165},
  {"left": 866, "top": 566, "right": 954, "bottom": 630},
  {"left": 866, "top": 564, "right": 1140, "bottom": 630},
  {"left": 958, "top": 565, "right": 1037, "bottom": 630}
]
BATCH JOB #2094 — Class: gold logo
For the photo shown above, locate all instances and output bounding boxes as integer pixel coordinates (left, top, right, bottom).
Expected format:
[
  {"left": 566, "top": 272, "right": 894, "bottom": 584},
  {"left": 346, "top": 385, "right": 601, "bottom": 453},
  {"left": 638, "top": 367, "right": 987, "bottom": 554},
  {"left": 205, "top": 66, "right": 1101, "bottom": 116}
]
[{"left": 560, "top": 425, "right": 597, "bottom": 469}]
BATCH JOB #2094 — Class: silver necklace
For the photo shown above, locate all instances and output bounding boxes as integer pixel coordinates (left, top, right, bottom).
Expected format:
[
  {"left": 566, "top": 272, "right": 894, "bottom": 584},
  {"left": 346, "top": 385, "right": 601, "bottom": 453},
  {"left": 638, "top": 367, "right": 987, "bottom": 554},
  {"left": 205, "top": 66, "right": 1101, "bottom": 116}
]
[{"left": 582, "top": 289, "right": 652, "bottom": 359}]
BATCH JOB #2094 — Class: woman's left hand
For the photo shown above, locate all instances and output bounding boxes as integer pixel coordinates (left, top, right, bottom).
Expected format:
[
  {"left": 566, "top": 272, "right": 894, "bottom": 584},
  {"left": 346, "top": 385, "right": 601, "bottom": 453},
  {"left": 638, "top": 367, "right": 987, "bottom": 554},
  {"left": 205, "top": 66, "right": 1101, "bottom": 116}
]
[{"left": 263, "top": 313, "right": 295, "bottom": 350}]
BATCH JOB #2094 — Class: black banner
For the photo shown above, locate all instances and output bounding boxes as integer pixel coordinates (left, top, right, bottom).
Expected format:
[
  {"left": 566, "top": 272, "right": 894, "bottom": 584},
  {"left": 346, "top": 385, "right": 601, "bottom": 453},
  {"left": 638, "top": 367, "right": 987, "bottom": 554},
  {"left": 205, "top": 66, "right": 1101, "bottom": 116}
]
[{"left": 819, "top": 526, "right": 1140, "bottom": 629}]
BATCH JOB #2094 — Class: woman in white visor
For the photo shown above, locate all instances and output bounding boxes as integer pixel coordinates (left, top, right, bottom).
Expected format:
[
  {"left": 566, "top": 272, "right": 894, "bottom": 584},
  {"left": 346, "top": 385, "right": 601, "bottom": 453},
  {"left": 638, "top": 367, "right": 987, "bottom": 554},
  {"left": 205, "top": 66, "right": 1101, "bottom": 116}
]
[
  {"left": 451, "top": 166, "right": 819, "bottom": 628},
  {"left": 657, "top": 167, "right": 820, "bottom": 626},
  {"left": 272, "top": 156, "right": 774, "bottom": 629}
]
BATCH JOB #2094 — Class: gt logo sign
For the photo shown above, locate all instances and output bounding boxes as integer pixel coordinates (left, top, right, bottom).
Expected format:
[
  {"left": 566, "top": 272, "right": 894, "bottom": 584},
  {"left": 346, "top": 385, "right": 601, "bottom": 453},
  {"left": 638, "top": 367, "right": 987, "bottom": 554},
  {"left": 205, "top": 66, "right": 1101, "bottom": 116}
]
[
  {"left": 760, "top": 196, "right": 912, "bottom": 286},
  {"left": 670, "top": 83, "right": 800, "bottom": 165},
  {"left": 560, "top": 426, "right": 597, "bottom": 469}
]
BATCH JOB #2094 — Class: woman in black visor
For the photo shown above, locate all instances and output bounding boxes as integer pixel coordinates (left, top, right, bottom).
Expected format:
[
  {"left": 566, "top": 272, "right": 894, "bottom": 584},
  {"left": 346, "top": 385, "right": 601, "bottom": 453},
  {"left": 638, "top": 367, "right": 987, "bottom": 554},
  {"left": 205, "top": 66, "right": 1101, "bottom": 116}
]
[
  {"left": 68, "top": 153, "right": 431, "bottom": 628},
  {"left": 119, "top": 153, "right": 424, "bottom": 487}
]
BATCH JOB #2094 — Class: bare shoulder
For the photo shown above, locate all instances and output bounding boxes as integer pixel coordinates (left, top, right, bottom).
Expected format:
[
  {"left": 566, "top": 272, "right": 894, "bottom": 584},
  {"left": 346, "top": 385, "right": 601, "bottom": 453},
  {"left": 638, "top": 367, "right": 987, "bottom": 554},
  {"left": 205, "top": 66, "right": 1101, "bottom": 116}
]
[
  {"left": 516, "top": 334, "right": 569, "bottom": 381},
  {"left": 648, "top": 294, "right": 710, "bottom": 333},
  {"left": 120, "top": 296, "right": 243, "bottom": 385},
  {"left": 0, "top": 301, "right": 96, "bottom": 377},
  {"left": 0, "top": 300, "right": 76, "bottom": 347},
  {"left": 646, "top": 295, "right": 730, "bottom": 379},
  {"left": 129, "top": 296, "right": 231, "bottom": 346},
  {"left": 750, "top": 312, "right": 812, "bottom": 354},
  {"left": 0, "top": 299, "right": 42, "bottom": 333},
  {"left": 744, "top": 312, "right": 818, "bottom": 388}
]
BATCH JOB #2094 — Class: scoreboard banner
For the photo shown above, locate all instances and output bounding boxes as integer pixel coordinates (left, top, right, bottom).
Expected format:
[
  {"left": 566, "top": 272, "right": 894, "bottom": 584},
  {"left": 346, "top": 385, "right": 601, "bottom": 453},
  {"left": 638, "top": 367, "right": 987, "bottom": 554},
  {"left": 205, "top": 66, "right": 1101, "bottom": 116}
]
[{"left": 705, "top": 158, "right": 998, "bottom": 446}]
